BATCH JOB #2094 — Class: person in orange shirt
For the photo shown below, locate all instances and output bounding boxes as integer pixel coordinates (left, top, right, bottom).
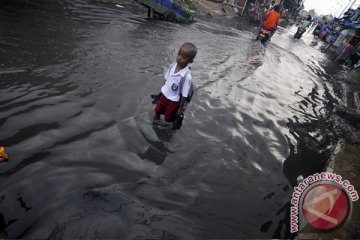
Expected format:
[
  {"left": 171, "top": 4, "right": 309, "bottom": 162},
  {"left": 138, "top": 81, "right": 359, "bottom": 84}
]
[{"left": 261, "top": 5, "right": 281, "bottom": 38}]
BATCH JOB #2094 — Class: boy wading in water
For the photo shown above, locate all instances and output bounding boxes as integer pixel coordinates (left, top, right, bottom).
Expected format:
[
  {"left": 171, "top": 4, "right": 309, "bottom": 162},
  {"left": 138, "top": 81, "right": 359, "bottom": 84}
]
[{"left": 153, "top": 43, "right": 197, "bottom": 128}]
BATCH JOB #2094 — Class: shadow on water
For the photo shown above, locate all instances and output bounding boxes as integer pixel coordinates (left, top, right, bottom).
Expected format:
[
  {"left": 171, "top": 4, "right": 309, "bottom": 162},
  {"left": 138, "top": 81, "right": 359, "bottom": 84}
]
[{"left": 137, "top": 118, "right": 175, "bottom": 165}]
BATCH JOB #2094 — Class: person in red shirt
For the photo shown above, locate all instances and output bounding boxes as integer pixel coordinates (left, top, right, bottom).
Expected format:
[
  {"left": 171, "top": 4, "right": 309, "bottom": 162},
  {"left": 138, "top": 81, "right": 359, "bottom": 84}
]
[{"left": 262, "top": 5, "right": 281, "bottom": 38}]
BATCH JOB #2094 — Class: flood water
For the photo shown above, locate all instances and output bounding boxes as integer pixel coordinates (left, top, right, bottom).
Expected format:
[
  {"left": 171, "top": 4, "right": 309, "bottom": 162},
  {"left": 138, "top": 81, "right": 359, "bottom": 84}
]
[{"left": 0, "top": 0, "right": 355, "bottom": 238}]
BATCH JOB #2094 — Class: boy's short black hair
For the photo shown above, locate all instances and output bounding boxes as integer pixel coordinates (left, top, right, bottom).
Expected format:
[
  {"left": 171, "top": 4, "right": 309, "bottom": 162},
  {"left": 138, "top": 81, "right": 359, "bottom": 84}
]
[
  {"left": 274, "top": 5, "right": 280, "bottom": 12},
  {"left": 181, "top": 42, "right": 197, "bottom": 61}
]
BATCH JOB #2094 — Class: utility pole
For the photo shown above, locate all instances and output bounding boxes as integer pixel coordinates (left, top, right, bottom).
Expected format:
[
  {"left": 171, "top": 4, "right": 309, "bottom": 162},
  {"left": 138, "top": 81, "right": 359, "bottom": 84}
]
[
  {"left": 348, "top": 0, "right": 358, "bottom": 9},
  {"left": 338, "top": 0, "right": 357, "bottom": 18}
]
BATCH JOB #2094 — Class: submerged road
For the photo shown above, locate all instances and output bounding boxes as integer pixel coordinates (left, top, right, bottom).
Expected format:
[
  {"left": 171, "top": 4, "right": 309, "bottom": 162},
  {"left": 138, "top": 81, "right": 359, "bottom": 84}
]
[{"left": 0, "top": 0, "right": 358, "bottom": 238}]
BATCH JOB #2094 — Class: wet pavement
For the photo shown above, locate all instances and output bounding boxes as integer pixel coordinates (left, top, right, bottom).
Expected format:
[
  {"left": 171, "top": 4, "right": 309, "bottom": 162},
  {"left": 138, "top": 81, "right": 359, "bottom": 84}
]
[{"left": 0, "top": 0, "right": 359, "bottom": 238}]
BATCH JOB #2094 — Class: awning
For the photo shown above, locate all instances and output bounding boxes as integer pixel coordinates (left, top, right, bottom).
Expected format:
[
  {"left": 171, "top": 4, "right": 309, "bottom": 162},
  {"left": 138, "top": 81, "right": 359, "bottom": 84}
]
[{"left": 343, "top": 21, "right": 360, "bottom": 29}]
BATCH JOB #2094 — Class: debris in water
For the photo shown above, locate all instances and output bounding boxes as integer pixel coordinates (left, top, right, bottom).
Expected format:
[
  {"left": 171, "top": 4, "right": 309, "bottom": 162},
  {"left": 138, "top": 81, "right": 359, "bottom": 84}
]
[
  {"left": 116, "top": 4, "right": 124, "bottom": 8},
  {"left": 296, "top": 175, "right": 304, "bottom": 184}
]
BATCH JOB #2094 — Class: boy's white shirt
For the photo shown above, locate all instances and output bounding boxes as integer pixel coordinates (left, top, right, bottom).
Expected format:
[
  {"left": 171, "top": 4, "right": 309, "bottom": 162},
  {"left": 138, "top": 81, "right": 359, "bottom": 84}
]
[{"left": 161, "top": 63, "right": 193, "bottom": 102}]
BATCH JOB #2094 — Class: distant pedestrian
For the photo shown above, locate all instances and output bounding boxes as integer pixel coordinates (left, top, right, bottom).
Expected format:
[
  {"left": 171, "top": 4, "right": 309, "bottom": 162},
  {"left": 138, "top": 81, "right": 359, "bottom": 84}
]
[
  {"left": 335, "top": 43, "right": 352, "bottom": 61},
  {"left": 318, "top": 23, "right": 329, "bottom": 40},
  {"left": 281, "top": 8, "right": 289, "bottom": 19},
  {"left": 268, "top": 0, "right": 275, "bottom": 12},
  {"left": 322, "top": 34, "right": 338, "bottom": 53}
]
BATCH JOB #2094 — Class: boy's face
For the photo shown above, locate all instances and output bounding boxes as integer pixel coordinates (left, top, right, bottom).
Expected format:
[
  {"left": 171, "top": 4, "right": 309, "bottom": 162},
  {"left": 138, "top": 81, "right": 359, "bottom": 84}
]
[{"left": 176, "top": 47, "right": 193, "bottom": 68}]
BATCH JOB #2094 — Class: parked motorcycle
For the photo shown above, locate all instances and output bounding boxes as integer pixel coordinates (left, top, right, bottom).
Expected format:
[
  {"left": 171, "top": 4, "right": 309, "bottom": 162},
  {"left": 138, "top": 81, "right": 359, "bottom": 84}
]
[
  {"left": 294, "top": 27, "right": 305, "bottom": 39},
  {"left": 256, "top": 27, "right": 271, "bottom": 44}
]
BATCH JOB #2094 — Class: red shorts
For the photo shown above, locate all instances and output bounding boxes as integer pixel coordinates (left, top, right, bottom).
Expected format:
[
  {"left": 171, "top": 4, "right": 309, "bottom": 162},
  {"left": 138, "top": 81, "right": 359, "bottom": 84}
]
[{"left": 154, "top": 94, "right": 180, "bottom": 122}]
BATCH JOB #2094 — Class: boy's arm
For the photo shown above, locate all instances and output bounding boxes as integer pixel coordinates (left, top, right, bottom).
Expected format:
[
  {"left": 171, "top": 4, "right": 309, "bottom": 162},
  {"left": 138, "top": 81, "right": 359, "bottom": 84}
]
[
  {"left": 177, "top": 96, "right": 186, "bottom": 115},
  {"left": 178, "top": 74, "right": 192, "bottom": 115}
]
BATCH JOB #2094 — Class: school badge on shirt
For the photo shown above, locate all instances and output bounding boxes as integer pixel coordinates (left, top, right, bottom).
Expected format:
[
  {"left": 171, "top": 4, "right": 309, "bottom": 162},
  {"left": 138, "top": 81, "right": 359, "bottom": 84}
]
[{"left": 171, "top": 83, "right": 179, "bottom": 91}]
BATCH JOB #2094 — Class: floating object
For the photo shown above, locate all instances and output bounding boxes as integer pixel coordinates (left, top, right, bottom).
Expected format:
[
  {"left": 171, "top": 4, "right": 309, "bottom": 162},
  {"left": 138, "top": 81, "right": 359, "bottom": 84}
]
[
  {"left": 296, "top": 175, "right": 304, "bottom": 184},
  {"left": 116, "top": 4, "right": 124, "bottom": 8},
  {"left": 0, "top": 146, "right": 8, "bottom": 162}
]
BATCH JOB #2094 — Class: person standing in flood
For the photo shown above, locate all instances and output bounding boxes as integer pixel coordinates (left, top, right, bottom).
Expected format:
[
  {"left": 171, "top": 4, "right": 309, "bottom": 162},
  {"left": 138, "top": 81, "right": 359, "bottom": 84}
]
[{"left": 153, "top": 43, "right": 197, "bottom": 127}]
